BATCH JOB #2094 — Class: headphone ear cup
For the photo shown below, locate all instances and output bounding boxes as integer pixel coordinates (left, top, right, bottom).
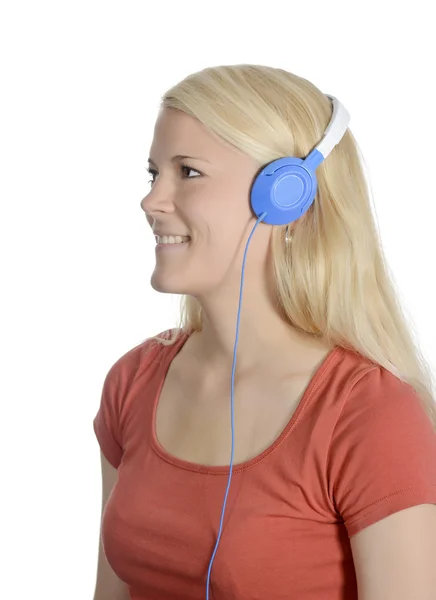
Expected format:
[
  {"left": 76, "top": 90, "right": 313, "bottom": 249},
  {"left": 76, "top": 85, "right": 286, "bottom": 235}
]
[{"left": 251, "top": 157, "right": 318, "bottom": 226}]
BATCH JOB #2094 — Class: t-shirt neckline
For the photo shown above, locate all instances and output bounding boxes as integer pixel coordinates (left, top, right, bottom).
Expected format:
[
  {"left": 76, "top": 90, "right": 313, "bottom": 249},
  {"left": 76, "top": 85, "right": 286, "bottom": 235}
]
[{"left": 150, "top": 331, "right": 342, "bottom": 475}]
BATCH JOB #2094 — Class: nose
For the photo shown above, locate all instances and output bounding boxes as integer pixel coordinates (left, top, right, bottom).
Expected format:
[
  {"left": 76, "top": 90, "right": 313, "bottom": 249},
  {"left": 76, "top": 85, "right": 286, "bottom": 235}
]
[{"left": 140, "top": 185, "right": 176, "bottom": 218}]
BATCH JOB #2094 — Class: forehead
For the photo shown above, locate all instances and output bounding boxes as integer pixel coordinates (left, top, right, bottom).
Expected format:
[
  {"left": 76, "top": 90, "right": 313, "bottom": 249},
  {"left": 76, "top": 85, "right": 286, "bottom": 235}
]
[{"left": 150, "top": 107, "right": 250, "bottom": 165}]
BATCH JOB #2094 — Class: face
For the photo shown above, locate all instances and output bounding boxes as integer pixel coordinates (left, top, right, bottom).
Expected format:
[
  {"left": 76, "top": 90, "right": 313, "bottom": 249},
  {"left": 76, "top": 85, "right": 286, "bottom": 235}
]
[{"left": 140, "top": 107, "right": 272, "bottom": 297}]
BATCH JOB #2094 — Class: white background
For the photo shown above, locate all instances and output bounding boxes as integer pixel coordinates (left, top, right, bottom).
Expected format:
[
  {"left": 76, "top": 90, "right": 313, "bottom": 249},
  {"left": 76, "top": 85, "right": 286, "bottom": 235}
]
[{"left": 1, "top": 1, "right": 435, "bottom": 598}]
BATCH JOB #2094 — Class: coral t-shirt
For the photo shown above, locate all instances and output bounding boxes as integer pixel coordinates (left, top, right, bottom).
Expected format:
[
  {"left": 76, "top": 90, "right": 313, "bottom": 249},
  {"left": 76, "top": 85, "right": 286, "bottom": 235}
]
[{"left": 93, "top": 330, "right": 436, "bottom": 600}]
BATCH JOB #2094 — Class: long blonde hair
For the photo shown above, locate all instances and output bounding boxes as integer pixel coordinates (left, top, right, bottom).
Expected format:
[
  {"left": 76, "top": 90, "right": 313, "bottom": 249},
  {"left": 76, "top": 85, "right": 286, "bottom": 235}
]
[{"left": 153, "top": 63, "right": 436, "bottom": 430}]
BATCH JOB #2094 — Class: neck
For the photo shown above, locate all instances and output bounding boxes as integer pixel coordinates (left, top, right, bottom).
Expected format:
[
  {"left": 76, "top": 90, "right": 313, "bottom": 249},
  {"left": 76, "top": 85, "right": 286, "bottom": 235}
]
[{"left": 188, "top": 274, "right": 325, "bottom": 375}]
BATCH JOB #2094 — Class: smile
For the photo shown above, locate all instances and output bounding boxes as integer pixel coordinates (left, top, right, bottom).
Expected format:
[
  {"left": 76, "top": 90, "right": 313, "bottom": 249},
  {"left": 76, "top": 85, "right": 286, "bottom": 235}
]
[{"left": 155, "top": 235, "right": 191, "bottom": 245}]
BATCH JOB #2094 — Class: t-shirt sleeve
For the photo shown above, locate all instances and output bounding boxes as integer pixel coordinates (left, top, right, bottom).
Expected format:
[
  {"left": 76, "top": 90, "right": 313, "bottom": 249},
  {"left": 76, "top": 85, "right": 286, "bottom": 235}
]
[
  {"left": 92, "top": 329, "right": 178, "bottom": 469},
  {"left": 327, "top": 365, "right": 436, "bottom": 538},
  {"left": 93, "top": 362, "right": 124, "bottom": 469}
]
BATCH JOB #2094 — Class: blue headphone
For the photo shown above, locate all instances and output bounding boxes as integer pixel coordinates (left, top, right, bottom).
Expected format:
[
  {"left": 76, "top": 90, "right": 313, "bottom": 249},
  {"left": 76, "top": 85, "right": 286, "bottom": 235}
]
[
  {"left": 251, "top": 95, "right": 350, "bottom": 225},
  {"left": 205, "top": 95, "right": 350, "bottom": 598}
]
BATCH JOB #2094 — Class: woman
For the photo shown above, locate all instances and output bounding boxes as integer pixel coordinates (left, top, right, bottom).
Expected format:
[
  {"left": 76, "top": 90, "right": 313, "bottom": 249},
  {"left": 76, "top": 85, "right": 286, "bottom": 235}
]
[{"left": 93, "top": 64, "right": 436, "bottom": 600}]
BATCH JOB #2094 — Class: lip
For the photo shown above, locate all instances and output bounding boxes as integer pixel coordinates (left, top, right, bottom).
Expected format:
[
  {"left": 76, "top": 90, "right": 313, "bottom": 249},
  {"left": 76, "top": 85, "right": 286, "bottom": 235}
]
[{"left": 153, "top": 231, "right": 191, "bottom": 237}]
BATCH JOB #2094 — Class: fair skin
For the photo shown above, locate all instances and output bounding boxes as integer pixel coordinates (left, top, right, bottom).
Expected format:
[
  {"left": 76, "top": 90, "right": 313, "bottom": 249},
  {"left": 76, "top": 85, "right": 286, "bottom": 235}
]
[
  {"left": 141, "top": 107, "right": 332, "bottom": 378},
  {"left": 350, "top": 504, "right": 436, "bottom": 600},
  {"left": 140, "top": 107, "right": 332, "bottom": 468},
  {"left": 139, "top": 107, "right": 436, "bottom": 598}
]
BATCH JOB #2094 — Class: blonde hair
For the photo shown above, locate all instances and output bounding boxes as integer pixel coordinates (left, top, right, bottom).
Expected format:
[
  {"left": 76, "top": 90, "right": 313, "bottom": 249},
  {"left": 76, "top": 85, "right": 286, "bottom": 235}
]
[{"left": 153, "top": 63, "right": 436, "bottom": 430}]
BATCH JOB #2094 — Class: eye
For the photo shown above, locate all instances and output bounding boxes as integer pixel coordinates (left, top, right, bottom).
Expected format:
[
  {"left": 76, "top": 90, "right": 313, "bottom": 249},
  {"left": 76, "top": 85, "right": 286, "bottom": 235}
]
[
  {"left": 180, "top": 164, "right": 202, "bottom": 179},
  {"left": 146, "top": 164, "right": 202, "bottom": 186},
  {"left": 146, "top": 167, "right": 158, "bottom": 185}
]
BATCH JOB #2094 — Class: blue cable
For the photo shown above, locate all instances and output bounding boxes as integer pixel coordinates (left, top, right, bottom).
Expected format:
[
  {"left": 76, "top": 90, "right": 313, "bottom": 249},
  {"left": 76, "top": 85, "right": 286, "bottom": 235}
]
[{"left": 206, "top": 211, "right": 267, "bottom": 599}]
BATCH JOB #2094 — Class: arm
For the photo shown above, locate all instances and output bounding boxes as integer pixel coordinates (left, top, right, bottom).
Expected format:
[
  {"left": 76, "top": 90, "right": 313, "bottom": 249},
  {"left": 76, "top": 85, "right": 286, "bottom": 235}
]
[
  {"left": 93, "top": 450, "right": 131, "bottom": 600},
  {"left": 350, "top": 503, "right": 436, "bottom": 599}
]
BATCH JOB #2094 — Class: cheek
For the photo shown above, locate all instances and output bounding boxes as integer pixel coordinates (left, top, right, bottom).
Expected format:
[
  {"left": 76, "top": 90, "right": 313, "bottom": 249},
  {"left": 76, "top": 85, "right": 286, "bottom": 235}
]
[
  {"left": 201, "top": 189, "right": 252, "bottom": 234},
  {"left": 184, "top": 180, "right": 254, "bottom": 246}
]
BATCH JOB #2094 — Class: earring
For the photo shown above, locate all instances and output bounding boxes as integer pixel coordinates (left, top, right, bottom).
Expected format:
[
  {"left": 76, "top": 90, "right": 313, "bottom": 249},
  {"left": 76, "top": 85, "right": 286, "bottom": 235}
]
[{"left": 285, "top": 225, "right": 293, "bottom": 243}]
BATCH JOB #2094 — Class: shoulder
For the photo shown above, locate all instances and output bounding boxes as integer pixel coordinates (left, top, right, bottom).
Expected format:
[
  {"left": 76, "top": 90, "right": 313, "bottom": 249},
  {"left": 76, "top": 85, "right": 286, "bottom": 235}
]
[
  {"left": 95, "top": 328, "right": 189, "bottom": 440},
  {"left": 337, "top": 354, "right": 427, "bottom": 428},
  {"left": 106, "top": 328, "right": 188, "bottom": 384},
  {"left": 328, "top": 346, "right": 434, "bottom": 452},
  {"left": 324, "top": 346, "right": 423, "bottom": 418}
]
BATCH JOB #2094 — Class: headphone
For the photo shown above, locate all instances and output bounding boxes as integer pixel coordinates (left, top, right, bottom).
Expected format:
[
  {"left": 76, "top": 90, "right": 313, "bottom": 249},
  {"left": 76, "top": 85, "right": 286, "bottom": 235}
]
[
  {"left": 251, "top": 95, "right": 350, "bottom": 225},
  {"left": 205, "top": 95, "right": 350, "bottom": 599}
]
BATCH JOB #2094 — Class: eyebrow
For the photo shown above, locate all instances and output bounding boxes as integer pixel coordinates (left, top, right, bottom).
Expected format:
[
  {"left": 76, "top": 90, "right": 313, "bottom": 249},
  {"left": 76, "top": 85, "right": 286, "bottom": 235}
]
[{"left": 147, "top": 154, "right": 210, "bottom": 166}]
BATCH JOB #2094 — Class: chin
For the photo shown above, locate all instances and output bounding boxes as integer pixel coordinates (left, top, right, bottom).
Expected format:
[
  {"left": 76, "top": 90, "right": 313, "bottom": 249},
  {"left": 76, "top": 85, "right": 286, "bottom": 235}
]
[
  {"left": 150, "top": 271, "right": 188, "bottom": 295},
  {"left": 150, "top": 271, "right": 210, "bottom": 297},
  {"left": 150, "top": 275, "right": 176, "bottom": 294}
]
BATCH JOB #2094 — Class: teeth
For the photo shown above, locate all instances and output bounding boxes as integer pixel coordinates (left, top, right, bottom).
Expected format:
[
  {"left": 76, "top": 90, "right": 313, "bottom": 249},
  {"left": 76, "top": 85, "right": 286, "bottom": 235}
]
[{"left": 156, "top": 235, "right": 190, "bottom": 244}]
